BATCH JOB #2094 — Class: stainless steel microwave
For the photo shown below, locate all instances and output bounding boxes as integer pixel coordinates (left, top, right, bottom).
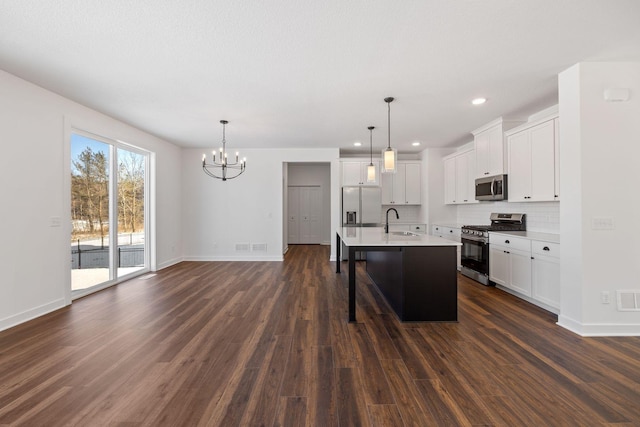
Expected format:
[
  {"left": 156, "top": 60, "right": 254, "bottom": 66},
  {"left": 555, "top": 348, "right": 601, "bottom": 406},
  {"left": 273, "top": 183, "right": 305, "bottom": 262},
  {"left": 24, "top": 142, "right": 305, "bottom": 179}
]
[{"left": 475, "top": 174, "right": 507, "bottom": 201}]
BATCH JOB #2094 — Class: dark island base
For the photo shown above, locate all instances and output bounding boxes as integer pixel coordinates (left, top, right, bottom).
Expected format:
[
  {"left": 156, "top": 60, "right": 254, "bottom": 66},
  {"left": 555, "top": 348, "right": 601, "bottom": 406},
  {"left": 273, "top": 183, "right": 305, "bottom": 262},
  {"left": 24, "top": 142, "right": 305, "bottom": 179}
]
[{"left": 366, "top": 246, "right": 458, "bottom": 322}]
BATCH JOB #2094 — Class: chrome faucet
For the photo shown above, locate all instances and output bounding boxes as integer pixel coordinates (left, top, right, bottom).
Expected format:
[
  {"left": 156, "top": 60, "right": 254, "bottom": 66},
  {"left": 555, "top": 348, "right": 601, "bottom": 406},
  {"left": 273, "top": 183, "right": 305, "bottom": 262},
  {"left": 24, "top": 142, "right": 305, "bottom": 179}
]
[{"left": 384, "top": 208, "right": 399, "bottom": 233}]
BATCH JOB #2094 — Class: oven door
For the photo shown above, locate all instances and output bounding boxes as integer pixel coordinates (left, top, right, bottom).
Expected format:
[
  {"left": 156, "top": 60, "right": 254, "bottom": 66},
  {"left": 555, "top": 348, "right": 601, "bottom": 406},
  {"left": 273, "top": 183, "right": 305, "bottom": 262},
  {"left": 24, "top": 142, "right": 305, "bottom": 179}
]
[{"left": 461, "top": 236, "right": 489, "bottom": 276}]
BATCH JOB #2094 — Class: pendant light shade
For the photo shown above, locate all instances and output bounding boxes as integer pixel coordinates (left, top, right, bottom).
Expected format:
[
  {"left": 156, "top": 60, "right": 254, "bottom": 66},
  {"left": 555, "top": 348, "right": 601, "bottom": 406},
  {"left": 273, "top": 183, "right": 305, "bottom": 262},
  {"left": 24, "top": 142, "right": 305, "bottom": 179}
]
[
  {"left": 367, "top": 164, "right": 376, "bottom": 182},
  {"left": 381, "top": 97, "right": 397, "bottom": 174},
  {"left": 366, "top": 126, "right": 376, "bottom": 183}
]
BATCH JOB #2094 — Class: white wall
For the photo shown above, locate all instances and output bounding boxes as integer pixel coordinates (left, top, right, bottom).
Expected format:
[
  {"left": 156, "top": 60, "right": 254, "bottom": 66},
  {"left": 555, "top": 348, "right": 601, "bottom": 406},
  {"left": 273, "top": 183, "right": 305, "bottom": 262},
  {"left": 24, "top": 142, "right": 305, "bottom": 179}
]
[
  {"left": 182, "top": 148, "right": 340, "bottom": 261},
  {"left": 287, "top": 163, "right": 332, "bottom": 245},
  {"left": 0, "top": 70, "right": 183, "bottom": 332},
  {"left": 558, "top": 62, "right": 640, "bottom": 336}
]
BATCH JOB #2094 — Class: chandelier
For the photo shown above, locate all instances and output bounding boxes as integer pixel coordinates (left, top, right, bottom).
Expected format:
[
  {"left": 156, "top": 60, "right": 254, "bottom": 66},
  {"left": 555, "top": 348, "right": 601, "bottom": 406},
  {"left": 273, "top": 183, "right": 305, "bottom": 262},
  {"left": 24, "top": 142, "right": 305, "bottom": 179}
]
[{"left": 202, "top": 120, "right": 246, "bottom": 181}]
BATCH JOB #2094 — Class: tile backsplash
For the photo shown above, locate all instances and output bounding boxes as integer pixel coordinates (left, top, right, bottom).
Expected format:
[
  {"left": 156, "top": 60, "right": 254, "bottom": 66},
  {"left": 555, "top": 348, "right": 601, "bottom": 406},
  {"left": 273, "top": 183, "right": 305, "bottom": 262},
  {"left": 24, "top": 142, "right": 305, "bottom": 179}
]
[
  {"left": 456, "top": 201, "right": 559, "bottom": 233},
  {"left": 379, "top": 205, "right": 421, "bottom": 224}
]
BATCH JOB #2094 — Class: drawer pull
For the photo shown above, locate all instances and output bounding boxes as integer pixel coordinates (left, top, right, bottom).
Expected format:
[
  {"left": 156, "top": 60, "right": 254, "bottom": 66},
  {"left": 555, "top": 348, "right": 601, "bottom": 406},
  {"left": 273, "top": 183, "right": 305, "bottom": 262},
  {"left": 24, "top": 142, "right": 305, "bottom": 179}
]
[
  {"left": 543, "top": 246, "right": 550, "bottom": 251},
  {"left": 505, "top": 240, "right": 510, "bottom": 244}
]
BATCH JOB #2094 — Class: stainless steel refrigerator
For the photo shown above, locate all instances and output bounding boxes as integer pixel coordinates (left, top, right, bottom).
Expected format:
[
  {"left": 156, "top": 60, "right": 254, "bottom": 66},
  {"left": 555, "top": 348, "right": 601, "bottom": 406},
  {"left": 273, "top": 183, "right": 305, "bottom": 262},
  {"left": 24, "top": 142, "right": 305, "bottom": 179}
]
[{"left": 341, "top": 186, "right": 382, "bottom": 260}]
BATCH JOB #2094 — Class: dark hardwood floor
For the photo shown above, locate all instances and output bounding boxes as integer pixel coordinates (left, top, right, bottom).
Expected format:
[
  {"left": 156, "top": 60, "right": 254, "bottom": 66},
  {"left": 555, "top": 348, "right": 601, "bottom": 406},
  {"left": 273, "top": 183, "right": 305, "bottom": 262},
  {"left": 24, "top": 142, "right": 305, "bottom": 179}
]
[{"left": 1, "top": 245, "right": 640, "bottom": 426}]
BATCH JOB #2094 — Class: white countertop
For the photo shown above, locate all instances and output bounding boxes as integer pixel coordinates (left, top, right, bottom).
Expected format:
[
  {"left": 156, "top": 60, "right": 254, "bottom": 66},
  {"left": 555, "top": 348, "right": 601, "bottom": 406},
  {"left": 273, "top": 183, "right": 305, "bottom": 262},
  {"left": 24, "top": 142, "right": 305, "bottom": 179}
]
[
  {"left": 489, "top": 230, "right": 560, "bottom": 243},
  {"left": 339, "top": 227, "right": 461, "bottom": 247}
]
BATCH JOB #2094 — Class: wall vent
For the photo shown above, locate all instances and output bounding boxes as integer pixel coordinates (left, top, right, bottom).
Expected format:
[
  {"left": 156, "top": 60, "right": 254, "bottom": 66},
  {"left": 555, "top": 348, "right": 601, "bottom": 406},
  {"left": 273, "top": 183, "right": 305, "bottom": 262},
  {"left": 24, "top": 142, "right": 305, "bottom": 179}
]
[
  {"left": 235, "top": 243, "right": 251, "bottom": 252},
  {"left": 617, "top": 290, "right": 640, "bottom": 311},
  {"left": 252, "top": 243, "right": 267, "bottom": 252}
]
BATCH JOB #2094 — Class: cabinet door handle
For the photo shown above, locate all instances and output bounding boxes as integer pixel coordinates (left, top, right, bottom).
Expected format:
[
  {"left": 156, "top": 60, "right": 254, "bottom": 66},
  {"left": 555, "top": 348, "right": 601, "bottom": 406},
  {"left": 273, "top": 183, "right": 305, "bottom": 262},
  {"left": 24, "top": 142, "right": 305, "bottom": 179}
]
[
  {"left": 531, "top": 256, "right": 535, "bottom": 260},
  {"left": 504, "top": 250, "right": 509, "bottom": 254},
  {"left": 543, "top": 246, "right": 550, "bottom": 251},
  {"left": 505, "top": 240, "right": 510, "bottom": 244}
]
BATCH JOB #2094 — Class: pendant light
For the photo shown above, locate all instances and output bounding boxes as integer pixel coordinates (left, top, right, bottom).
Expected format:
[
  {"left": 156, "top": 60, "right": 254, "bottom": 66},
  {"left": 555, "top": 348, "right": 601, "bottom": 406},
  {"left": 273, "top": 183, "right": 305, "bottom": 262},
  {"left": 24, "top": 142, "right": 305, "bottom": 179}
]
[
  {"left": 366, "top": 126, "right": 376, "bottom": 183},
  {"left": 381, "top": 97, "right": 397, "bottom": 173}
]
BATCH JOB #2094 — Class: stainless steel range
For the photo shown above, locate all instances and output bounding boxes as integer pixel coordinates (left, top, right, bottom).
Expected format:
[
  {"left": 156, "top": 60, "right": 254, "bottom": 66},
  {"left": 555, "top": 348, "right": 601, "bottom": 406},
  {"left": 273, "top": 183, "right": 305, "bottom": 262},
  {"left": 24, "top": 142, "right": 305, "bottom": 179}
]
[{"left": 460, "top": 213, "right": 526, "bottom": 285}]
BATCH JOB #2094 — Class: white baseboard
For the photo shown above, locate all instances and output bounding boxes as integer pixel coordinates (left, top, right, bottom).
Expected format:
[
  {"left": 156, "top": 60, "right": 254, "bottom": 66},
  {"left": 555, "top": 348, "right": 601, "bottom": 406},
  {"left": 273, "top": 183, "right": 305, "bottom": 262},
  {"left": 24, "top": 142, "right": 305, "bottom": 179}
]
[
  {"left": 557, "top": 314, "right": 640, "bottom": 336},
  {"left": 0, "top": 298, "right": 67, "bottom": 333},
  {"left": 184, "top": 255, "right": 284, "bottom": 262},
  {"left": 156, "top": 256, "right": 184, "bottom": 271}
]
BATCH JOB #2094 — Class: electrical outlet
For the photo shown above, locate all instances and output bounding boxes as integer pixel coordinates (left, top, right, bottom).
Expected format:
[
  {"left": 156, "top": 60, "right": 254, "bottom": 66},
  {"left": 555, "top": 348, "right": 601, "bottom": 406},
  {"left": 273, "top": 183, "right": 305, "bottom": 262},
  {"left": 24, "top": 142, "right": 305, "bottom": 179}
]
[{"left": 601, "top": 291, "right": 610, "bottom": 304}]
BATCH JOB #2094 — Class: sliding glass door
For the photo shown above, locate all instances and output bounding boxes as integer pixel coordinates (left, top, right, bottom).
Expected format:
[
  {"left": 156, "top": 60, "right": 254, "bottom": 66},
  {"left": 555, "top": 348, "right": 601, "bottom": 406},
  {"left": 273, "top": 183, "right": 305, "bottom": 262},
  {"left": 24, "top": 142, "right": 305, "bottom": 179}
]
[
  {"left": 116, "top": 147, "right": 146, "bottom": 279},
  {"left": 70, "top": 132, "right": 149, "bottom": 296}
]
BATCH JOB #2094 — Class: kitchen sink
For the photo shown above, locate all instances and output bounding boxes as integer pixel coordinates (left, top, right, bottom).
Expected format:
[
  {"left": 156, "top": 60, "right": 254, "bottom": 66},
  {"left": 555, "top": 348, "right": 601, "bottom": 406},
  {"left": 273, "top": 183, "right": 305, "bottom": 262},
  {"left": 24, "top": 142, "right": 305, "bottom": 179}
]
[{"left": 390, "top": 231, "right": 419, "bottom": 237}]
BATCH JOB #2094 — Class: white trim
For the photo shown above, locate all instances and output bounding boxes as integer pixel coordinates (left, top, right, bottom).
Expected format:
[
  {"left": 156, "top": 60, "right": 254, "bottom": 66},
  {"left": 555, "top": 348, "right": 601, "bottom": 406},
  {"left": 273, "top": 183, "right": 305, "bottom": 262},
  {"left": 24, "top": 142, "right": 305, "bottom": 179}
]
[
  {"left": 184, "top": 256, "right": 284, "bottom": 262},
  {"left": 471, "top": 116, "right": 528, "bottom": 135},
  {"left": 505, "top": 111, "right": 559, "bottom": 136},
  {"left": 156, "top": 257, "right": 184, "bottom": 271},
  {"left": 528, "top": 104, "right": 559, "bottom": 123},
  {"left": 67, "top": 122, "right": 153, "bottom": 301},
  {"left": 0, "top": 299, "right": 67, "bottom": 333},
  {"left": 557, "top": 314, "right": 640, "bottom": 336}
]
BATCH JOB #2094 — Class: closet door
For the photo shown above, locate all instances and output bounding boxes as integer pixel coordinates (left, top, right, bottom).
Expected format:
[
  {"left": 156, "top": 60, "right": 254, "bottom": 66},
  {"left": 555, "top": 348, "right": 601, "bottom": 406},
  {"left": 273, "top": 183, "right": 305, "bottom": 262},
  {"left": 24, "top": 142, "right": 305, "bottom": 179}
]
[
  {"left": 288, "top": 186, "right": 322, "bottom": 244},
  {"left": 287, "top": 187, "right": 300, "bottom": 244}
]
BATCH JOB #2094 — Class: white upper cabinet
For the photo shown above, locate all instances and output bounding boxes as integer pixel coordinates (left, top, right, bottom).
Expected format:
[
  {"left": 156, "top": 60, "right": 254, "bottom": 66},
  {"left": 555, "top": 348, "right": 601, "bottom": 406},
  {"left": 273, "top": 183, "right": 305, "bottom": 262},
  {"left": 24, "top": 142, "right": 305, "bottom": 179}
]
[
  {"left": 507, "top": 116, "right": 558, "bottom": 202},
  {"left": 404, "top": 163, "right": 421, "bottom": 204},
  {"left": 473, "top": 118, "right": 526, "bottom": 178},
  {"left": 474, "top": 125, "right": 503, "bottom": 177},
  {"left": 381, "top": 161, "right": 421, "bottom": 205},
  {"left": 444, "top": 156, "right": 456, "bottom": 204},
  {"left": 554, "top": 118, "right": 560, "bottom": 200},
  {"left": 443, "top": 148, "right": 476, "bottom": 204},
  {"left": 341, "top": 160, "right": 380, "bottom": 186}
]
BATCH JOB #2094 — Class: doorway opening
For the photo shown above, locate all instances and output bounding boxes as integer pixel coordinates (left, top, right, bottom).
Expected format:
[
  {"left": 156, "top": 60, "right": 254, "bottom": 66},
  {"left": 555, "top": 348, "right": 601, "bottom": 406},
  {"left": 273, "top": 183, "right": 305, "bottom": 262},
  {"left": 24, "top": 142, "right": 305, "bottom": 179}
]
[{"left": 283, "top": 163, "right": 331, "bottom": 251}]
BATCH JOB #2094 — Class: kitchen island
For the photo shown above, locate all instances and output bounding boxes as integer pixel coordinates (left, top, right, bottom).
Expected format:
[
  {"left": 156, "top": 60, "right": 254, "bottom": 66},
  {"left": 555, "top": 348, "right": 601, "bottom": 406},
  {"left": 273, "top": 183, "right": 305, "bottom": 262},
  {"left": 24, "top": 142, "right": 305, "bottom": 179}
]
[{"left": 336, "top": 227, "right": 461, "bottom": 322}]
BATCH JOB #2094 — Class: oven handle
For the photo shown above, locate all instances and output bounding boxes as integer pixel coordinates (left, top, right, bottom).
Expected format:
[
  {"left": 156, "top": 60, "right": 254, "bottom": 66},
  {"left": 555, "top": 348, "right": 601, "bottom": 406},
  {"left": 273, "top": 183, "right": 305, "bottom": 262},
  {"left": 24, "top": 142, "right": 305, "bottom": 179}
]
[{"left": 462, "top": 236, "right": 488, "bottom": 244}]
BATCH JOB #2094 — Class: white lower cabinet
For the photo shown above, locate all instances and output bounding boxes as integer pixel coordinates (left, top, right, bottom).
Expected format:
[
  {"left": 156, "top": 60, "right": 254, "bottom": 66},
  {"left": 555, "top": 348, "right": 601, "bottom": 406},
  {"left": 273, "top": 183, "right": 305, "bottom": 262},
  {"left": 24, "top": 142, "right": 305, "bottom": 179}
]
[
  {"left": 389, "top": 223, "right": 427, "bottom": 234},
  {"left": 490, "top": 233, "right": 560, "bottom": 313},
  {"left": 489, "top": 235, "right": 531, "bottom": 296},
  {"left": 432, "top": 225, "right": 461, "bottom": 270},
  {"left": 531, "top": 241, "right": 560, "bottom": 310}
]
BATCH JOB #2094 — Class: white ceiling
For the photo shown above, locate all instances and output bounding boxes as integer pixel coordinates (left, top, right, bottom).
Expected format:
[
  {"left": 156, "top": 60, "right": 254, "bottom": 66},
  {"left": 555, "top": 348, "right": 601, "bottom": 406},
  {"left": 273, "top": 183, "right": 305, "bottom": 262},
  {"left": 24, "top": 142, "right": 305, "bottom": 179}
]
[{"left": 2, "top": 1, "right": 640, "bottom": 154}]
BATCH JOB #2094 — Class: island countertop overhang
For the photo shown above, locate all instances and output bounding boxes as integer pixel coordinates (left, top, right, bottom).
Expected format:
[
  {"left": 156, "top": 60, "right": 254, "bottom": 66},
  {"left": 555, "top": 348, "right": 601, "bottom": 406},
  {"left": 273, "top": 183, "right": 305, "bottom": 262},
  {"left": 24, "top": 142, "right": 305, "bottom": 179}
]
[{"left": 338, "top": 227, "right": 462, "bottom": 247}]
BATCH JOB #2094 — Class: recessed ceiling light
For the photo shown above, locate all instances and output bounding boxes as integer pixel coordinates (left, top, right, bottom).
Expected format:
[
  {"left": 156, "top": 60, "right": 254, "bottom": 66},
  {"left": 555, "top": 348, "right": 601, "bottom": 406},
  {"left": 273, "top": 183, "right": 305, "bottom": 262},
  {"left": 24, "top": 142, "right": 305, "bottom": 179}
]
[
  {"left": 353, "top": 142, "right": 362, "bottom": 147},
  {"left": 472, "top": 97, "right": 487, "bottom": 105},
  {"left": 412, "top": 142, "right": 421, "bottom": 146}
]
